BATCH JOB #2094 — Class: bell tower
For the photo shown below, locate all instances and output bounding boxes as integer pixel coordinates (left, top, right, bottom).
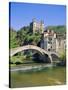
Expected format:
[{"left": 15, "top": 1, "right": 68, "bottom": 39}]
[
  {"left": 40, "top": 20, "right": 44, "bottom": 34},
  {"left": 32, "top": 18, "right": 37, "bottom": 33}
]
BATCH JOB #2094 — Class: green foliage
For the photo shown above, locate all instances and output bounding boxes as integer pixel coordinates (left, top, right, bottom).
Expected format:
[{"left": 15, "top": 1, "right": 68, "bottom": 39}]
[
  {"left": 47, "top": 25, "right": 66, "bottom": 34},
  {"left": 60, "top": 51, "right": 66, "bottom": 61},
  {"left": 10, "top": 26, "right": 41, "bottom": 49},
  {"left": 17, "top": 27, "right": 41, "bottom": 46},
  {"left": 10, "top": 28, "right": 19, "bottom": 48},
  {"left": 10, "top": 55, "right": 26, "bottom": 64},
  {"left": 17, "top": 28, "right": 28, "bottom": 45},
  {"left": 32, "top": 33, "right": 41, "bottom": 45},
  {"left": 10, "top": 52, "right": 34, "bottom": 64},
  {"left": 10, "top": 25, "right": 66, "bottom": 49}
]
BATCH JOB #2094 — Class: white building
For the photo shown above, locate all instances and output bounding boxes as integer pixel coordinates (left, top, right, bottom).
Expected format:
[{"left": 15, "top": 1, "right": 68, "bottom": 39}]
[{"left": 41, "top": 30, "right": 66, "bottom": 54}]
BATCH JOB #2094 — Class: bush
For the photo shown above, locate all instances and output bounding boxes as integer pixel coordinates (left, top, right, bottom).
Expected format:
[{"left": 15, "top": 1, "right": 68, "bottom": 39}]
[{"left": 60, "top": 52, "right": 66, "bottom": 61}]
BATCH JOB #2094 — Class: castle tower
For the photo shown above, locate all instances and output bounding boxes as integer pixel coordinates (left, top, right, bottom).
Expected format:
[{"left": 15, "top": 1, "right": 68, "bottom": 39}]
[
  {"left": 32, "top": 18, "right": 37, "bottom": 33},
  {"left": 30, "top": 18, "right": 36, "bottom": 33},
  {"left": 40, "top": 20, "right": 44, "bottom": 34}
]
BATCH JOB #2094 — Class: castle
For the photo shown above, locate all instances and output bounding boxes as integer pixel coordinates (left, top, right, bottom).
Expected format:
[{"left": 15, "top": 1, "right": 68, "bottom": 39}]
[
  {"left": 30, "top": 18, "right": 44, "bottom": 34},
  {"left": 30, "top": 19, "right": 66, "bottom": 54}
]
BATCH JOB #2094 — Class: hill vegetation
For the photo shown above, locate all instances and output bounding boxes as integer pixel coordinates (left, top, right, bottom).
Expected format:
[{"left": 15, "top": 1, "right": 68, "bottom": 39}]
[
  {"left": 9, "top": 28, "right": 19, "bottom": 48},
  {"left": 10, "top": 26, "right": 41, "bottom": 49},
  {"left": 10, "top": 25, "right": 66, "bottom": 49},
  {"left": 46, "top": 25, "right": 66, "bottom": 34}
]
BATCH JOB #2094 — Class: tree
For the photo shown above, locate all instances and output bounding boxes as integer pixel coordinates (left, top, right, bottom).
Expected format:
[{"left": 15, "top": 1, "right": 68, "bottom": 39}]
[
  {"left": 17, "top": 27, "right": 41, "bottom": 46},
  {"left": 10, "top": 28, "right": 19, "bottom": 48},
  {"left": 17, "top": 26, "right": 29, "bottom": 45},
  {"left": 60, "top": 51, "right": 66, "bottom": 61}
]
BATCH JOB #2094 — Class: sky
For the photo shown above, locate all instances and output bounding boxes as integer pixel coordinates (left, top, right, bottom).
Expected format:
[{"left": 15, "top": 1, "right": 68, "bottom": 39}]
[{"left": 9, "top": 2, "right": 66, "bottom": 30}]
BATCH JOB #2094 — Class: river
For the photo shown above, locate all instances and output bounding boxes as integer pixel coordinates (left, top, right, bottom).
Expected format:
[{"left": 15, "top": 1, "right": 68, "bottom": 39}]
[{"left": 10, "top": 64, "right": 66, "bottom": 88}]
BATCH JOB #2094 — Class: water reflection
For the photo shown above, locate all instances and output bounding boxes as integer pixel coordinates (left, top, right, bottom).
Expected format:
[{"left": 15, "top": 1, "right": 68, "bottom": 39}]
[{"left": 10, "top": 66, "right": 66, "bottom": 88}]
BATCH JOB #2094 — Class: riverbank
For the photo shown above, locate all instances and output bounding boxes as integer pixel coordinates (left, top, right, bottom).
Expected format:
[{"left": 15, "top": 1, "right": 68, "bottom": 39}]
[
  {"left": 10, "top": 64, "right": 53, "bottom": 72},
  {"left": 10, "top": 59, "right": 66, "bottom": 72}
]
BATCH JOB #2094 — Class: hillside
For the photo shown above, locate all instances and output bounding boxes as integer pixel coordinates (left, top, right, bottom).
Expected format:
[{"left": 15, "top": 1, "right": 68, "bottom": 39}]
[
  {"left": 46, "top": 25, "right": 66, "bottom": 34},
  {"left": 10, "top": 25, "right": 66, "bottom": 49}
]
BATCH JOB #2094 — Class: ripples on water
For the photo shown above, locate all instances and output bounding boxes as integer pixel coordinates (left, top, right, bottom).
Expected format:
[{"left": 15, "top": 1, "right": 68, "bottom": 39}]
[{"left": 10, "top": 65, "right": 66, "bottom": 88}]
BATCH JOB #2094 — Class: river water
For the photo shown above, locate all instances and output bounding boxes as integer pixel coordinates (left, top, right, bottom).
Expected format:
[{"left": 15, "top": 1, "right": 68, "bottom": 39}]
[{"left": 10, "top": 65, "right": 66, "bottom": 88}]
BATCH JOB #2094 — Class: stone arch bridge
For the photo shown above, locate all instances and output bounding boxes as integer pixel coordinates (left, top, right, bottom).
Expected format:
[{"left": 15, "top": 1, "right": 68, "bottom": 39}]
[{"left": 10, "top": 45, "right": 60, "bottom": 63}]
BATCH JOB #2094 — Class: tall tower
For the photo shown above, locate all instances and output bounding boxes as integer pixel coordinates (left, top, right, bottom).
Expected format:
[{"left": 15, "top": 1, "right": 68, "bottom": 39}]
[
  {"left": 30, "top": 18, "right": 36, "bottom": 33},
  {"left": 32, "top": 18, "right": 37, "bottom": 33},
  {"left": 40, "top": 20, "right": 44, "bottom": 34}
]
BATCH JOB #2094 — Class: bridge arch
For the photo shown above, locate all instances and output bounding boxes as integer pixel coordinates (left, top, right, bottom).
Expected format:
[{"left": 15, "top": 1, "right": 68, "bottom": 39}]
[
  {"left": 10, "top": 45, "right": 53, "bottom": 63},
  {"left": 49, "top": 52, "right": 60, "bottom": 63}
]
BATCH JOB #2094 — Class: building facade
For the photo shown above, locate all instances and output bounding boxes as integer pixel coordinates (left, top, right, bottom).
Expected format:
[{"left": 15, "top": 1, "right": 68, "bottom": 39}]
[
  {"left": 42, "top": 30, "right": 56, "bottom": 51},
  {"left": 56, "top": 34, "right": 66, "bottom": 54},
  {"left": 30, "top": 19, "right": 44, "bottom": 34},
  {"left": 41, "top": 29, "right": 66, "bottom": 54}
]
